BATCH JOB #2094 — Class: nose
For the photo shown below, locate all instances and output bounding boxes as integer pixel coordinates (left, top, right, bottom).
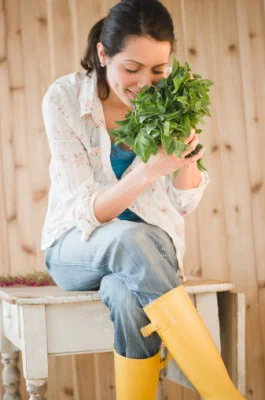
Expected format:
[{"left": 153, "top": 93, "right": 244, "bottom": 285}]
[{"left": 137, "top": 71, "right": 154, "bottom": 90}]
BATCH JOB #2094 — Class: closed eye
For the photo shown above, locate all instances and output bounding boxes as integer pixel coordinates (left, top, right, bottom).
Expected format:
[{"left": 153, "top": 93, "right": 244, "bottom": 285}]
[{"left": 126, "top": 69, "right": 163, "bottom": 75}]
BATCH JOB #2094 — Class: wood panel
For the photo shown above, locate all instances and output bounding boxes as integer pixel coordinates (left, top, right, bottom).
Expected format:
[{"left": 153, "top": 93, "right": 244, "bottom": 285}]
[
  {"left": 4, "top": 0, "right": 37, "bottom": 275},
  {"left": 235, "top": 1, "right": 265, "bottom": 398},
  {"left": 0, "top": 0, "right": 10, "bottom": 276},
  {"left": 180, "top": 0, "right": 229, "bottom": 282},
  {"left": 0, "top": 0, "right": 264, "bottom": 398}
]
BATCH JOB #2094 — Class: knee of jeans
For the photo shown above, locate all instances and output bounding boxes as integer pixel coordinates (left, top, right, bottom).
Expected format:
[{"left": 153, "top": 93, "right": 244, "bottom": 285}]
[
  {"left": 99, "top": 274, "right": 140, "bottom": 316},
  {"left": 121, "top": 224, "right": 178, "bottom": 270}
]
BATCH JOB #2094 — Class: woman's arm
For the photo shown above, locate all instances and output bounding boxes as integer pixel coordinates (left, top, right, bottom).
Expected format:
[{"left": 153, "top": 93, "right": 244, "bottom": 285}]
[{"left": 171, "top": 163, "right": 202, "bottom": 190}]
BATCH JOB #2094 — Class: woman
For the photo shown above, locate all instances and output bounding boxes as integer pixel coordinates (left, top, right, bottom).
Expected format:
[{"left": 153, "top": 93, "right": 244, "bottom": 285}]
[{"left": 41, "top": 0, "right": 245, "bottom": 399}]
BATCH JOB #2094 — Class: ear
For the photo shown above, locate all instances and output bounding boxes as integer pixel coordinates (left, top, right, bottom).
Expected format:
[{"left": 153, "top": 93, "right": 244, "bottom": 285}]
[{"left": 97, "top": 42, "right": 107, "bottom": 64}]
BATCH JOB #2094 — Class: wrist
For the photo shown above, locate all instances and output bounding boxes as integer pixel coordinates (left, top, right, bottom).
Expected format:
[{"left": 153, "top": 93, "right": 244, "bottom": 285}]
[
  {"left": 135, "top": 161, "right": 155, "bottom": 186},
  {"left": 172, "top": 162, "right": 201, "bottom": 190}
]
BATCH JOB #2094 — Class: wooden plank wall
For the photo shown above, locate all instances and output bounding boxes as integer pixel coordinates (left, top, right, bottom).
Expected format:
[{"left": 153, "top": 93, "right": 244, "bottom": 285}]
[{"left": 0, "top": 0, "right": 264, "bottom": 398}]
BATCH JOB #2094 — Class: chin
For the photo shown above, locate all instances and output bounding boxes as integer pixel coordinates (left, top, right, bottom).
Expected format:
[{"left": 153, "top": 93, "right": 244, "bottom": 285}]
[{"left": 121, "top": 95, "right": 133, "bottom": 108}]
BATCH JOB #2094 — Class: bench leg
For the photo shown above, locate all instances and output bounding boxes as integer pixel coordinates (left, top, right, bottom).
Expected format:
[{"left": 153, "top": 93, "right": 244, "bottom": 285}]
[
  {"left": 20, "top": 305, "right": 49, "bottom": 399},
  {"left": 1, "top": 351, "right": 21, "bottom": 400},
  {"left": 26, "top": 379, "right": 48, "bottom": 399},
  {"left": 0, "top": 298, "right": 21, "bottom": 399},
  {"left": 218, "top": 291, "right": 246, "bottom": 396}
]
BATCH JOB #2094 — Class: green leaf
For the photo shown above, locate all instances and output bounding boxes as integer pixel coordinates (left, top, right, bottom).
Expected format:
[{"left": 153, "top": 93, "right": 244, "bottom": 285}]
[
  {"left": 140, "top": 136, "right": 151, "bottom": 146},
  {"left": 164, "top": 121, "right": 170, "bottom": 137}
]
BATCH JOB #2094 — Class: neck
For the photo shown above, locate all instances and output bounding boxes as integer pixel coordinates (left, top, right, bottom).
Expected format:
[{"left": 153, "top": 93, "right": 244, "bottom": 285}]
[{"left": 103, "top": 95, "right": 130, "bottom": 113}]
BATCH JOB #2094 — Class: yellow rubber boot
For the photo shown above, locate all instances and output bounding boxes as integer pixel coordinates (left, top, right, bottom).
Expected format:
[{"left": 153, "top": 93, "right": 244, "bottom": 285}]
[
  {"left": 140, "top": 285, "right": 245, "bottom": 400},
  {"left": 113, "top": 348, "right": 163, "bottom": 400}
]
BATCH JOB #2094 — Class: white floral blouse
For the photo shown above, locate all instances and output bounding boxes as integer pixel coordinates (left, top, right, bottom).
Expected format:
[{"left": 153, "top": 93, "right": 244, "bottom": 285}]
[{"left": 41, "top": 69, "right": 210, "bottom": 282}]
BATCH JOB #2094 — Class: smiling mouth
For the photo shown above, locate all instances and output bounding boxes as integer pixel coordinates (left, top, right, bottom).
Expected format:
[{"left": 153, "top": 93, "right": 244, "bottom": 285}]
[{"left": 127, "top": 89, "right": 139, "bottom": 99}]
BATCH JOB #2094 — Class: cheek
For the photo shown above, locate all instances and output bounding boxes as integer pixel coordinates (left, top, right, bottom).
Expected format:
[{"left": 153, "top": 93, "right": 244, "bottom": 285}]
[
  {"left": 109, "top": 68, "right": 135, "bottom": 93},
  {"left": 117, "top": 71, "right": 135, "bottom": 90}
]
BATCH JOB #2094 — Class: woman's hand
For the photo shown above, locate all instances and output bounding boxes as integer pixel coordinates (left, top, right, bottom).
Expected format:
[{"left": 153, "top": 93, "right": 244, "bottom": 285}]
[
  {"left": 183, "top": 128, "right": 203, "bottom": 163},
  {"left": 142, "top": 128, "right": 206, "bottom": 183}
]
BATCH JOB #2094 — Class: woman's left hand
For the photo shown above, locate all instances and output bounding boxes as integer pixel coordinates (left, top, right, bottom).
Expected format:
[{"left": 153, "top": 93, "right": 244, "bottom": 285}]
[
  {"left": 185, "top": 128, "right": 199, "bottom": 150},
  {"left": 183, "top": 128, "right": 202, "bottom": 163}
]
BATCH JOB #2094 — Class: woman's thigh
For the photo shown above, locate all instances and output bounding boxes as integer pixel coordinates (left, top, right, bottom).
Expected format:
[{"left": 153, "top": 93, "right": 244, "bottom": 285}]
[
  {"left": 44, "top": 220, "right": 177, "bottom": 291},
  {"left": 44, "top": 221, "right": 139, "bottom": 290}
]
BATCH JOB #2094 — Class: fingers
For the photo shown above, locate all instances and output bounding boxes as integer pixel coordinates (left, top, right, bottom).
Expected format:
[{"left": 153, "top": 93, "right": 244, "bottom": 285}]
[
  {"left": 183, "top": 133, "right": 199, "bottom": 157},
  {"left": 188, "top": 134, "right": 198, "bottom": 150},
  {"left": 183, "top": 147, "right": 206, "bottom": 166},
  {"left": 188, "top": 71, "right": 194, "bottom": 80},
  {"left": 185, "top": 128, "right": 196, "bottom": 144}
]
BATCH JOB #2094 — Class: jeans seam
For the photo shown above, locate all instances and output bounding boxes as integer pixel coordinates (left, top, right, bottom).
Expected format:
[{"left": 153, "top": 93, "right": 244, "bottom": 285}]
[{"left": 48, "top": 261, "right": 109, "bottom": 270}]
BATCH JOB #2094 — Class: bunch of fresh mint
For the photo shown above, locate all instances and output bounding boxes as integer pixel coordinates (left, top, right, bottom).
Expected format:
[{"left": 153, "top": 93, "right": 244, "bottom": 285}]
[{"left": 110, "top": 57, "right": 213, "bottom": 177}]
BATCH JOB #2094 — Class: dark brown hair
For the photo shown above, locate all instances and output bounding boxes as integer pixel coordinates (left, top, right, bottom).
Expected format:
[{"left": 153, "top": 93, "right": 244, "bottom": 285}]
[{"left": 80, "top": 0, "right": 176, "bottom": 100}]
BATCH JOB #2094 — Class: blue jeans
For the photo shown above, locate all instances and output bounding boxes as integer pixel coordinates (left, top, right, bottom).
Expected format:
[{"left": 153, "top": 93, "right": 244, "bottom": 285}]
[{"left": 44, "top": 220, "right": 181, "bottom": 359}]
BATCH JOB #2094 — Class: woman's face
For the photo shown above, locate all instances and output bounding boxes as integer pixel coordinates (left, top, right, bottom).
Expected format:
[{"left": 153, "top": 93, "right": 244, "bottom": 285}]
[{"left": 97, "top": 35, "right": 171, "bottom": 110}]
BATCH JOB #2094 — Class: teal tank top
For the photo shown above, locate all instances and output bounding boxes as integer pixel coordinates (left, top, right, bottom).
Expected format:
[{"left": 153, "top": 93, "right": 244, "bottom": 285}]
[{"left": 110, "top": 142, "right": 144, "bottom": 222}]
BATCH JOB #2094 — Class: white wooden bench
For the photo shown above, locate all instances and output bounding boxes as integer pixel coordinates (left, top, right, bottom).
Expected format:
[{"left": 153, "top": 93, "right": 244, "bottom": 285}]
[{"left": 0, "top": 278, "right": 246, "bottom": 399}]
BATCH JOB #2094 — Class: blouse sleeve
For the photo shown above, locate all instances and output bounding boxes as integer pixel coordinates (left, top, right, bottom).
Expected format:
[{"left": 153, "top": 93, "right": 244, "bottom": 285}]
[
  {"left": 166, "top": 170, "right": 210, "bottom": 216},
  {"left": 42, "top": 84, "right": 109, "bottom": 239}
]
